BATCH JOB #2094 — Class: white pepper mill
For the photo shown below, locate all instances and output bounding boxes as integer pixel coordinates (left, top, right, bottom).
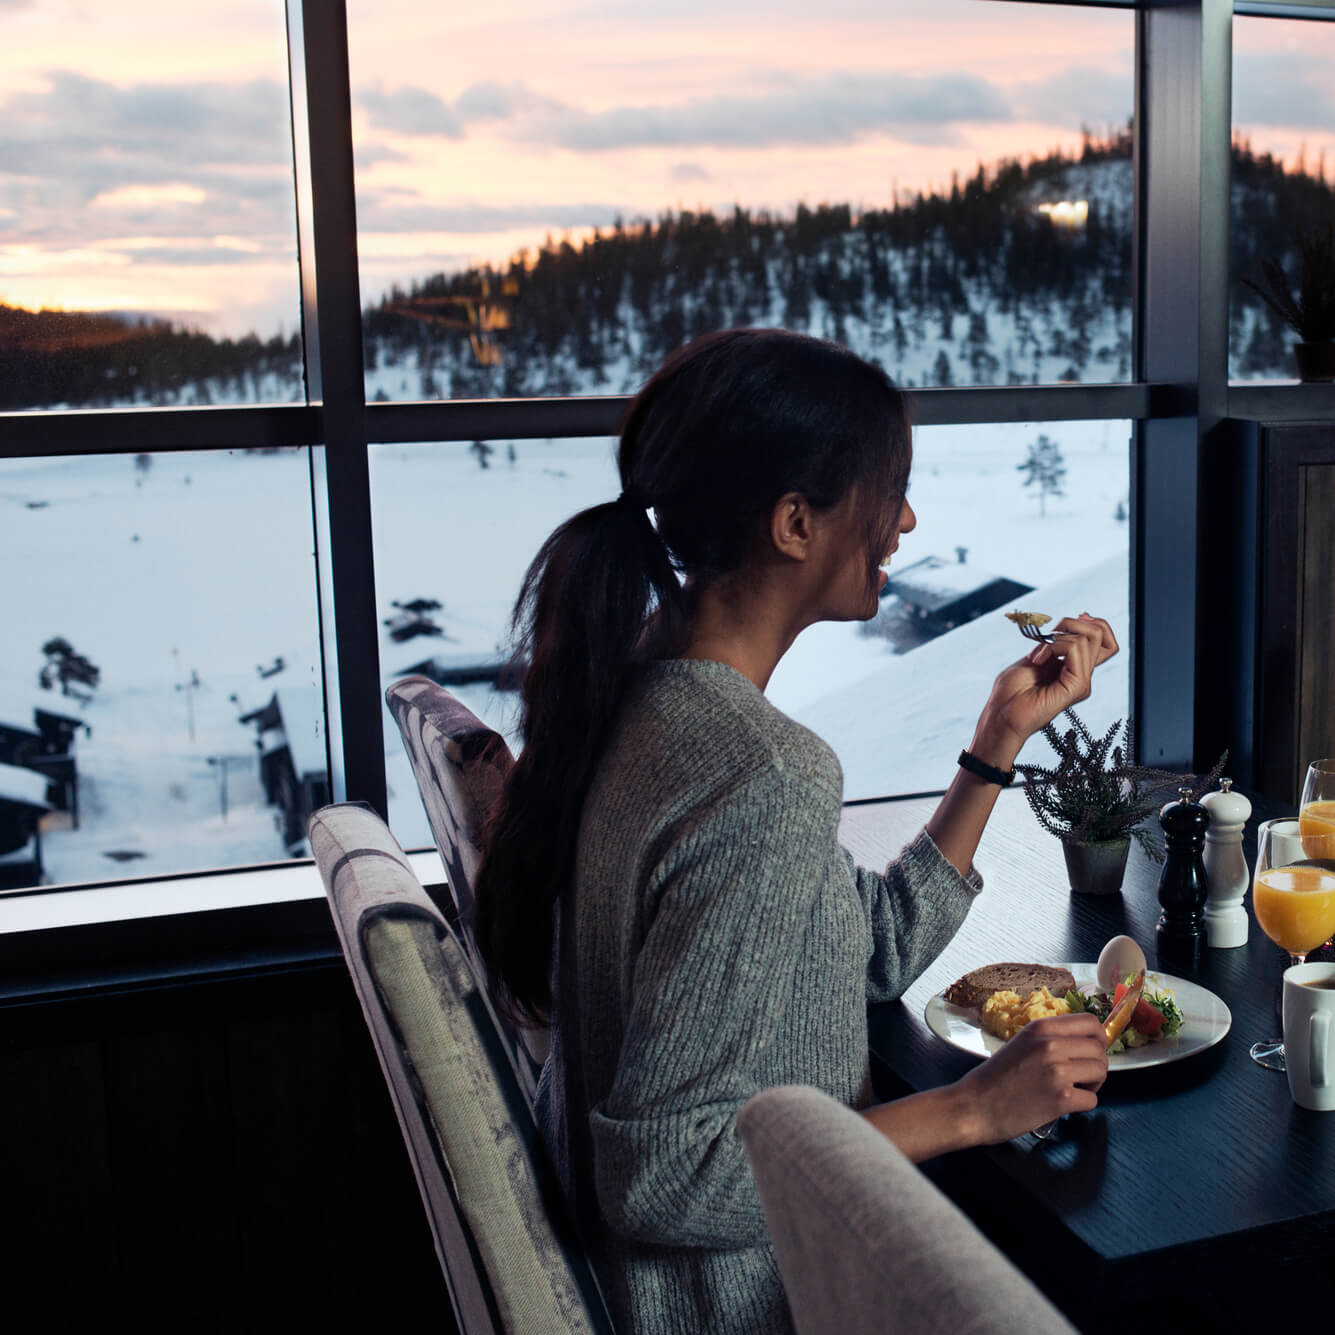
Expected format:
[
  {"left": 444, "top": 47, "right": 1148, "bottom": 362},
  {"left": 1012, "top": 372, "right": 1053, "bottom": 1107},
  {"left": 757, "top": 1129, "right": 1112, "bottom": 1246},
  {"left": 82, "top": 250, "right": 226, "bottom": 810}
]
[{"left": 1201, "top": 778, "right": 1251, "bottom": 948}]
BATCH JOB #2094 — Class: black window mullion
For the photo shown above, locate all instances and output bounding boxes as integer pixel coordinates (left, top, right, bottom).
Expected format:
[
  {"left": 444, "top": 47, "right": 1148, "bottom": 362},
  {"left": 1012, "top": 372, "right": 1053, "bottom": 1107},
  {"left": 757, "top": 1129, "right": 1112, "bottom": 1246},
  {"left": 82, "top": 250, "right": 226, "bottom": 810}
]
[
  {"left": 287, "top": 0, "right": 386, "bottom": 815},
  {"left": 1134, "top": 0, "right": 1235, "bottom": 773},
  {"left": 0, "top": 406, "right": 321, "bottom": 458},
  {"left": 359, "top": 384, "right": 1172, "bottom": 446}
]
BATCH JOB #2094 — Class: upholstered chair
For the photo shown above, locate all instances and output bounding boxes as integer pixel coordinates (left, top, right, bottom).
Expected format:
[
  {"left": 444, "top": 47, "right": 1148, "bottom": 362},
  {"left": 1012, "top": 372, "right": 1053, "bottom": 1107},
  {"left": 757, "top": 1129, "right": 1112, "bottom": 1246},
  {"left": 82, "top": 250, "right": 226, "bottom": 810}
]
[
  {"left": 738, "top": 1085, "right": 1077, "bottom": 1335},
  {"left": 384, "top": 675, "right": 548, "bottom": 1102},
  {"left": 309, "top": 801, "right": 614, "bottom": 1335}
]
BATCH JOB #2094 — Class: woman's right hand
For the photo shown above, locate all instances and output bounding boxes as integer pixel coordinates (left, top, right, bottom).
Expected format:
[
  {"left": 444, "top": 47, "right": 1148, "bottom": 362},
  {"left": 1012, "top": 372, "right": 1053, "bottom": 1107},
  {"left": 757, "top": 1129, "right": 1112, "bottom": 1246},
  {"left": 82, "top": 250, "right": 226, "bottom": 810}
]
[
  {"left": 969, "top": 612, "right": 1120, "bottom": 767},
  {"left": 953, "top": 1013, "right": 1109, "bottom": 1144}
]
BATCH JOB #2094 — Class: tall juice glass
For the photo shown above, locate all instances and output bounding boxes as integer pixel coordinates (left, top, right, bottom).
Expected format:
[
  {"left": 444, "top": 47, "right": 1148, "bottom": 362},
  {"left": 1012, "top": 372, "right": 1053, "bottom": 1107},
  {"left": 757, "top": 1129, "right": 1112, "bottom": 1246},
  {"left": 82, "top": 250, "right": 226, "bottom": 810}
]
[
  {"left": 1249, "top": 819, "right": 1335, "bottom": 1071},
  {"left": 1299, "top": 759, "right": 1335, "bottom": 858},
  {"left": 1299, "top": 758, "right": 1335, "bottom": 955}
]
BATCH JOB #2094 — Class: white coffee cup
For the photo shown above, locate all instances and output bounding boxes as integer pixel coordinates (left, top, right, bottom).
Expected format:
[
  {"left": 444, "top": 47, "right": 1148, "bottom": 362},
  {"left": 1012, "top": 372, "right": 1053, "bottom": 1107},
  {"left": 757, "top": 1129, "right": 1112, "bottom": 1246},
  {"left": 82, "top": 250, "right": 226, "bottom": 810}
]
[{"left": 1283, "top": 962, "right": 1335, "bottom": 1111}]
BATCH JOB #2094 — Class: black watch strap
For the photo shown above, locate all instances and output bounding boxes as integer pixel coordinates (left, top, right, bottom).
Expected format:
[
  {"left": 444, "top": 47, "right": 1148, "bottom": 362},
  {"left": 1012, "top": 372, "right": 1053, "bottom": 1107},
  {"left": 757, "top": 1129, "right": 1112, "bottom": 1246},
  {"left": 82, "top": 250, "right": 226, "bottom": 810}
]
[{"left": 957, "top": 748, "right": 1016, "bottom": 787}]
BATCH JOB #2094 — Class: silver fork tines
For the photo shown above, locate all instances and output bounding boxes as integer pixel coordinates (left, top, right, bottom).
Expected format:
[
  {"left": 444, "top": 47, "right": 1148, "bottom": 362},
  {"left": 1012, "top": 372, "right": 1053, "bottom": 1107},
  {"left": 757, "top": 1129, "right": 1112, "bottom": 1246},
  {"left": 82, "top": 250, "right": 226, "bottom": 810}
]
[{"left": 1017, "top": 622, "right": 1057, "bottom": 645}]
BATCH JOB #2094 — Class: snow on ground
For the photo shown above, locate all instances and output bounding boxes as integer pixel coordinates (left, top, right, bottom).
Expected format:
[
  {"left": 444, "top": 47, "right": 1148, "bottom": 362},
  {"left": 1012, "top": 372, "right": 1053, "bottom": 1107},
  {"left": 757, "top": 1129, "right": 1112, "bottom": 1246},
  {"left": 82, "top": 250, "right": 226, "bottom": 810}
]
[
  {"left": 1, "top": 449, "right": 324, "bottom": 884},
  {"left": 3, "top": 417, "right": 1127, "bottom": 885},
  {"left": 790, "top": 555, "right": 1128, "bottom": 799}
]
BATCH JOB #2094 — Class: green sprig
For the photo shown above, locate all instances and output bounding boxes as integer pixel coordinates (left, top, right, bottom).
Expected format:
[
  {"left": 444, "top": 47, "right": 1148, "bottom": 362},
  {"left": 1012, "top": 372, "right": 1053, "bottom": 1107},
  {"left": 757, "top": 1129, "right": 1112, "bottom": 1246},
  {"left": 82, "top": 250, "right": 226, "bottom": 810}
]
[{"left": 1015, "top": 711, "right": 1227, "bottom": 862}]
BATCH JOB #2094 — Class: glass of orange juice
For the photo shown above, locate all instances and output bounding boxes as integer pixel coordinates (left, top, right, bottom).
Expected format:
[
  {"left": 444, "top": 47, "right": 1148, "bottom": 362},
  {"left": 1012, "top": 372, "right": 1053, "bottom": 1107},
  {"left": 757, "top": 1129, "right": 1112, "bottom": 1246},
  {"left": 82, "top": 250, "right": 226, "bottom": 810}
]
[
  {"left": 1250, "top": 818, "right": 1335, "bottom": 1071},
  {"left": 1299, "top": 759, "right": 1335, "bottom": 860},
  {"left": 1300, "top": 758, "right": 1335, "bottom": 957}
]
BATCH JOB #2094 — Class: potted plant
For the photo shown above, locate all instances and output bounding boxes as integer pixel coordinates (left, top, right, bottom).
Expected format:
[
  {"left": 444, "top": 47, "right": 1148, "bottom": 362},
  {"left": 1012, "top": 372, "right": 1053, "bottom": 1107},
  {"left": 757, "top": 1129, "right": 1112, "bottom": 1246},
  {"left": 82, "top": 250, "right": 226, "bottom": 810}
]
[
  {"left": 1016, "top": 711, "right": 1227, "bottom": 896},
  {"left": 1243, "top": 222, "right": 1335, "bottom": 382}
]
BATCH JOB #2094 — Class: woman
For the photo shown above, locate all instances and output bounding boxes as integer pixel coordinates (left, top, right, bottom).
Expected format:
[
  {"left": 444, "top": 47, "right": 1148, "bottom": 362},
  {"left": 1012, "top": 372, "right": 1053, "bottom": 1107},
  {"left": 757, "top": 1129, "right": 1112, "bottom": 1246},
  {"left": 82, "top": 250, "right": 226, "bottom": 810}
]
[{"left": 476, "top": 329, "right": 1113, "bottom": 1334}]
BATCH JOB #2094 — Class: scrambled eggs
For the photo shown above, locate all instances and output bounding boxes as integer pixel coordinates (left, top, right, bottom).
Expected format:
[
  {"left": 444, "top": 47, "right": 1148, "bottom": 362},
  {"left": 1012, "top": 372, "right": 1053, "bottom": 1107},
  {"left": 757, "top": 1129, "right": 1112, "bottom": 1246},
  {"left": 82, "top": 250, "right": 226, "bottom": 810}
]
[{"left": 979, "top": 986, "right": 1071, "bottom": 1039}]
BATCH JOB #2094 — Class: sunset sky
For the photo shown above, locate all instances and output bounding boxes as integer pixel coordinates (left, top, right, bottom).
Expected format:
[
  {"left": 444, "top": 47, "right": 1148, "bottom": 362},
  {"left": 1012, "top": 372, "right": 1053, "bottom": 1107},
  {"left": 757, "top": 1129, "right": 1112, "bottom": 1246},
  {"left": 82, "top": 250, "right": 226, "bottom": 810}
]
[{"left": 1, "top": 0, "right": 1332, "bottom": 338}]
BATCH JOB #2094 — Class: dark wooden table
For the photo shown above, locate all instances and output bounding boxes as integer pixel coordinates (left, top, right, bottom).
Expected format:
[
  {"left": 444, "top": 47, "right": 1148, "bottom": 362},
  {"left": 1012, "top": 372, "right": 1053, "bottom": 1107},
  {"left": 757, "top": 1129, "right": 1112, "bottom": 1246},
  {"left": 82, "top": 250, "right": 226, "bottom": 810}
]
[{"left": 841, "top": 789, "right": 1335, "bottom": 1332}]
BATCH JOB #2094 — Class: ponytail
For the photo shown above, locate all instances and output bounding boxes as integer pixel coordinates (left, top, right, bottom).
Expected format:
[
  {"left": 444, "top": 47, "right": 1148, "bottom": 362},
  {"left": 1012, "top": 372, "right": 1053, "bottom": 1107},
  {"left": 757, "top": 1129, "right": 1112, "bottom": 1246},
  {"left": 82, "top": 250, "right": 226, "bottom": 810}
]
[
  {"left": 474, "top": 486, "right": 686, "bottom": 1025},
  {"left": 475, "top": 328, "right": 911, "bottom": 1027}
]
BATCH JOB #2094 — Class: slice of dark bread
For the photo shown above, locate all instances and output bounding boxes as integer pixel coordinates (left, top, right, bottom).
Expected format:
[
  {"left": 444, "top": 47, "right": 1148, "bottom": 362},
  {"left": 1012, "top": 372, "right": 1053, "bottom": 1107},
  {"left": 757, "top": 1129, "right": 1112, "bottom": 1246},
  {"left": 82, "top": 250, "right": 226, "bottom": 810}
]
[{"left": 943, "top": 963, "right": 1077, "bottom": 1009}]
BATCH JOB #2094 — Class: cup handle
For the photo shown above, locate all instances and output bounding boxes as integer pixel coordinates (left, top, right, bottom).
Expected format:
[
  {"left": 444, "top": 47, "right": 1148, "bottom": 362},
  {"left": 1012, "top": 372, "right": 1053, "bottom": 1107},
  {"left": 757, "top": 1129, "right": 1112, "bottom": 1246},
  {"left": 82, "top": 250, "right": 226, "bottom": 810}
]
[{"left": 1312, "top": 1013, "right": 1330, "bottom": 1088}]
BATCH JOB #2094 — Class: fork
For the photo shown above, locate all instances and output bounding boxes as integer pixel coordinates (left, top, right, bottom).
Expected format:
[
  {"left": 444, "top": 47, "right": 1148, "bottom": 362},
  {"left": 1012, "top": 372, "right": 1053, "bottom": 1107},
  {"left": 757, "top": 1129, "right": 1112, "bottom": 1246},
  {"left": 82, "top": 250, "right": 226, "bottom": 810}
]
[{"left": 1017, "top": 622, "right": 1072, "bottom": 645}]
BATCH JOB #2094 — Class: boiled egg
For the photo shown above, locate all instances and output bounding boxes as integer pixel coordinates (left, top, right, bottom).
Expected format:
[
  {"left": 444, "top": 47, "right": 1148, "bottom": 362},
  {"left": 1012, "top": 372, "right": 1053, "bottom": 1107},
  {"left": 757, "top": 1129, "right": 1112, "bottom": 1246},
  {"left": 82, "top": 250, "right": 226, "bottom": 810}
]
[{"left": 1096, "top": 934, "right": 1147, "bottom": 995}]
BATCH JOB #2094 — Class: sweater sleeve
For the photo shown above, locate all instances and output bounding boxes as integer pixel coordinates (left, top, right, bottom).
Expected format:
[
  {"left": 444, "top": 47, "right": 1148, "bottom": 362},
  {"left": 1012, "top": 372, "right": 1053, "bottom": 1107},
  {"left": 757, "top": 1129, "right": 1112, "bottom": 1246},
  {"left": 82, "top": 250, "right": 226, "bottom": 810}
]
[
  {"left": 846, "top": 829, "right": 982, "bottom": 1004},
  {"left": 588, "top": 766, "right": 840, "bottom": 1250}
]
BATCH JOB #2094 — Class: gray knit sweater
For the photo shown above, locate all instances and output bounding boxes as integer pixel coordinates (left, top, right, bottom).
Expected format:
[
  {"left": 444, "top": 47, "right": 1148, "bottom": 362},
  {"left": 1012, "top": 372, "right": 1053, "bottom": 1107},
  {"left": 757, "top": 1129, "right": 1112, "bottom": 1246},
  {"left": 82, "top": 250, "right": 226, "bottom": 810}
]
[{"left": 536, "top": 659, "right": 981, "bottom": 1334}]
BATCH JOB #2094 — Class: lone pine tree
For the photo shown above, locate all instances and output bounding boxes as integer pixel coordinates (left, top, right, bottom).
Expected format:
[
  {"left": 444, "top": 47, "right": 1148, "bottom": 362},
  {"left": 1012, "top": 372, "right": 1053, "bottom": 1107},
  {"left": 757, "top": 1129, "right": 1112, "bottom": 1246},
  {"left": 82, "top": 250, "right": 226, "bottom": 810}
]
[{"left": 1017, "top": 433, "right": 1066, "bottom": 516}]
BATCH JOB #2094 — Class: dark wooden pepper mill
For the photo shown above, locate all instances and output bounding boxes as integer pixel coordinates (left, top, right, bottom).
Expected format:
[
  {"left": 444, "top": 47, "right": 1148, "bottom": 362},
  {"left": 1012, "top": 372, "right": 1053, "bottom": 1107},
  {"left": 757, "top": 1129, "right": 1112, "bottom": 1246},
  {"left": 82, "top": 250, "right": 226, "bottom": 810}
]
[{"left": 1156, "top": 785, "right": 1211, "bottom": 967}]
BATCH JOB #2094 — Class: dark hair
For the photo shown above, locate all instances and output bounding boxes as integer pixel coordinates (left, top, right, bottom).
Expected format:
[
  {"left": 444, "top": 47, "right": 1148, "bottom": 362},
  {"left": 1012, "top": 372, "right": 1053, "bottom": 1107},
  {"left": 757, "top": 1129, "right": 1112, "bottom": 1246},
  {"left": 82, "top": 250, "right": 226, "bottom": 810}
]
[{"left": 475, "top": 329, "right": 912, "bottom": 1025}]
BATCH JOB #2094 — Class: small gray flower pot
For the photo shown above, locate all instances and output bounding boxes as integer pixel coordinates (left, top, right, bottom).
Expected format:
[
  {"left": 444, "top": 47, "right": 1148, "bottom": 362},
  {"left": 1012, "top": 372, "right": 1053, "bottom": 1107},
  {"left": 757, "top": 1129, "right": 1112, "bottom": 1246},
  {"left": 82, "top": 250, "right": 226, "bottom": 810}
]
[{"left": 1061, "top": 836, "right": 1131, "bottom": 896}]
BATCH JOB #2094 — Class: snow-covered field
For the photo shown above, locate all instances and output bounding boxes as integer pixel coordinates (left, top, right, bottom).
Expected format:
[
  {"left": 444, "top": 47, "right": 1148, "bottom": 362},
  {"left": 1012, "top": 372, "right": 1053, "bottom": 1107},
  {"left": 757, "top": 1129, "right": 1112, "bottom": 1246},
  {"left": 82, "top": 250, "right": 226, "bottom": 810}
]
[
  {"left": 1, "top": 449, "right": 325, "bottom": 885},
  {"left": 1, "top": 416, "right": 1127, "bottom": 888}
]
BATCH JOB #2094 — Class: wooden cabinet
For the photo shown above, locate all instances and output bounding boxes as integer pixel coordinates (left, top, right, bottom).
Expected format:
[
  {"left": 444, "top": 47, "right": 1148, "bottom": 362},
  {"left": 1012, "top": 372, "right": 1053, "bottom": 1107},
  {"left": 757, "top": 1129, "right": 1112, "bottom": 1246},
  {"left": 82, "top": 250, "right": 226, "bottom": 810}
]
[{"left": 1258, "top": 425, "right": 1335, "bottom": 803}]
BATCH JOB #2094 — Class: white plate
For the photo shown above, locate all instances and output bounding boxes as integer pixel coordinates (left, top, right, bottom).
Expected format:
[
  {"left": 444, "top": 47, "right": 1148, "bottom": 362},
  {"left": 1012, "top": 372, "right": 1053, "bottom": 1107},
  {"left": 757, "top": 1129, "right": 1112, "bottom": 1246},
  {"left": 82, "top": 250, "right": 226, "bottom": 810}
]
[{"left": 923, "top": 964, "right": 1232, "bottom": 1070}]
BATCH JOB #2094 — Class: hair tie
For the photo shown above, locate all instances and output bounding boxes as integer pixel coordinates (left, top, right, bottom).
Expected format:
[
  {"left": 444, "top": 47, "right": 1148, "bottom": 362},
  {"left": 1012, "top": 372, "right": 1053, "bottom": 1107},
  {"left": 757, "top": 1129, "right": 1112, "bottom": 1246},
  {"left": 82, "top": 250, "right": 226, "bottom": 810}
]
[{"left": 617, "top": 484, "right": 650, "bottom": 512}]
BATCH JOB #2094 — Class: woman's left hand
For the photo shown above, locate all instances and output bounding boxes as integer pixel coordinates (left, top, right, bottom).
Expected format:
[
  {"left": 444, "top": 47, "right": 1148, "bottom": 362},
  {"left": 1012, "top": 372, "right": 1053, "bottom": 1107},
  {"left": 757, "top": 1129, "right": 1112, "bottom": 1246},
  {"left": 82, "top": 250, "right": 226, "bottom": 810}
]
[{"left": 973, "top": 612, "right": 1119, "bottom": 764}]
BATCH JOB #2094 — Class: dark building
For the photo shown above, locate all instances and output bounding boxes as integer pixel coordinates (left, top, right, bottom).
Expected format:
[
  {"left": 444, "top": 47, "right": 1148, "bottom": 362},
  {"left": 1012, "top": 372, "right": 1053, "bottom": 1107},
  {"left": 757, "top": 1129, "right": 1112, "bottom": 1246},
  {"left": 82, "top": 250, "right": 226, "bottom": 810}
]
[
  {"left": 0, "top": 762, "right": 52, "bottom": 888},
  {"left": 883, "top": 553, "right": 1033, "bottom": 633},
  {"left": 0, "top": 691, "right": 86, "bottom": 823},
  {"left": 240, "top": 687, "right": 331, "bottom": 854}
]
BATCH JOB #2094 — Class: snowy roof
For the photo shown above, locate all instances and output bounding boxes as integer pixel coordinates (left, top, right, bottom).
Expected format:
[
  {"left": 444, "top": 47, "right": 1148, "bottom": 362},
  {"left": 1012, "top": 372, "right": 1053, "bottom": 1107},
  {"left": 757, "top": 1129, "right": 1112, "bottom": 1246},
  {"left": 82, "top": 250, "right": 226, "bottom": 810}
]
[
  {"left": 886, "top": 555, "right": 1029, "bottom": 612},
  {"left": 0, "top": 686, "right": 86, "bottom": 736},
  {"left": 274, "top": 686, "right": 328, "bottom": 779},
  {"left": 29, "top": 692, "right": 86, "bottom": 724},
  {"left": 0, "top": 713, "right": 41, "bottom": 738},
  {"left": 0, "top": 763, "right": 51, "bottom": 810}
]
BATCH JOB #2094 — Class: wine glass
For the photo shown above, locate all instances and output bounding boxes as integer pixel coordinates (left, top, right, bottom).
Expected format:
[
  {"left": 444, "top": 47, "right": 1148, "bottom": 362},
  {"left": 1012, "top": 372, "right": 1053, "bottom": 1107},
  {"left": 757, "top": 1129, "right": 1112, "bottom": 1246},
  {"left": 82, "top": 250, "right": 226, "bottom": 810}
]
[
  {"left": 1300, "top": 759, "right": 1335, "bottom": 859},
  {"left": 1248, "top": 818, "right": 1335, "bottom": 1070},
  {"left": 1301, "top": 759, "right": 1335, "bottom": 956}
]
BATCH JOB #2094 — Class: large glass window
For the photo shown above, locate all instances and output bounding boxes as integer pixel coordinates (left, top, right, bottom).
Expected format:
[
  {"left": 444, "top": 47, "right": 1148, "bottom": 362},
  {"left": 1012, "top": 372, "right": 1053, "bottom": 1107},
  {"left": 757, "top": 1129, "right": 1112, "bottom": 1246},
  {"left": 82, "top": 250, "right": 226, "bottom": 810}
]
[
  {"left": 2, "top": 2, "right": 1279, "bottom": 895},
  {"left": 369, "top": 436, "right": 618, "bottom": 845},
  {"left": 1, "top": 0, "right": 304, "bottom": 410},
  {"left": 776, "top": 418, "right": 1130, "bottom": 798},
  {"left": 347, "top": 0, "right": 1133, "bottom": 399},
  {"left": 370, "top": 419, "right": 1131, "bottom": 832},
  {"left": 1230, "top": 12, "right": 1335, "bottom": 383},
  {"left": 0, "top": 449, "right": 325, "bottom": 888}
]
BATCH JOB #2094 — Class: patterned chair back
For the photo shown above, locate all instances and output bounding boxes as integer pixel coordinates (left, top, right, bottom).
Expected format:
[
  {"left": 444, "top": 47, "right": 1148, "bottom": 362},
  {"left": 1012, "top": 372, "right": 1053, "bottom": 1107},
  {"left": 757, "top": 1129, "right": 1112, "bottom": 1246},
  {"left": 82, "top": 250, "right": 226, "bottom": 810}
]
[
  {"left": 385, "top": 675, "right": 548, "bottom": 1103},
  {"left": 385, "top": 675, "right": 512, "bottom": 942},
  {"left": 309, "top": 801, "right": 615, "bottom": 1335}
]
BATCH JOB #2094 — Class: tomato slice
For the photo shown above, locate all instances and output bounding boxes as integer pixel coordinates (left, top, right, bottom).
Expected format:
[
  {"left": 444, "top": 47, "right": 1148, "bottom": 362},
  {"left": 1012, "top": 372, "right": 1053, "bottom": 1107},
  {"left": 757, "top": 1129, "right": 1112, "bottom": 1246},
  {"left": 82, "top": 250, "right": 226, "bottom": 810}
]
[{"left": 1131, "top": 998, "right": 1165, "bottom": 1036}]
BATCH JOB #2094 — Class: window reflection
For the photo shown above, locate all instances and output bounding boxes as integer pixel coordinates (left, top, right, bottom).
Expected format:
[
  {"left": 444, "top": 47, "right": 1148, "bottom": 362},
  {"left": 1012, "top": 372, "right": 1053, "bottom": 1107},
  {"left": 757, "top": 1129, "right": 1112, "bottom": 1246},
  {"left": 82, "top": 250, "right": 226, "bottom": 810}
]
[
  {"left": 369, "top": 420, "right": 1130, "bottom": 836},
  {"left": 1230, "top": 14, "right": 1335, "bottom": 383}
]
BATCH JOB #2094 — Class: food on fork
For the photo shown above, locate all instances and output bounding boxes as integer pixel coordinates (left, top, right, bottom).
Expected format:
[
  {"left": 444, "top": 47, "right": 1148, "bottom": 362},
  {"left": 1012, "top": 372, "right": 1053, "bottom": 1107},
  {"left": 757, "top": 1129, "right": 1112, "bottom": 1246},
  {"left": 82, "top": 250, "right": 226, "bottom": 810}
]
[
  {"left": 1004, "top": 610, "right": 1052, "bottom": 629},
  {"left": 944, "top": 962, "right": 1076, "bottom": 1009}
]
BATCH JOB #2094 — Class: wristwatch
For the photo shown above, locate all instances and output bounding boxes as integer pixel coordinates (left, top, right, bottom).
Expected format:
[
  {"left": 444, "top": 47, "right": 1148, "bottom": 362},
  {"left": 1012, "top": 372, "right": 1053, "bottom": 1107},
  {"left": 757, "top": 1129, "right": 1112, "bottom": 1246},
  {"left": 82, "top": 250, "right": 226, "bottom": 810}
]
[{"left": 957, "top": 748, "right": 1016, "bottom": 787}]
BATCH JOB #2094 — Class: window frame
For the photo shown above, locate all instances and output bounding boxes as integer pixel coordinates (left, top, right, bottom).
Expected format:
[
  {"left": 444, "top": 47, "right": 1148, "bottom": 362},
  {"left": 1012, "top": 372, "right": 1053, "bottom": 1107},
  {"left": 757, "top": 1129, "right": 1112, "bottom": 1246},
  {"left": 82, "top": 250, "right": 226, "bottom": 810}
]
[{"left": 3, "top": 0, "right": 1333, "bottom": 896}]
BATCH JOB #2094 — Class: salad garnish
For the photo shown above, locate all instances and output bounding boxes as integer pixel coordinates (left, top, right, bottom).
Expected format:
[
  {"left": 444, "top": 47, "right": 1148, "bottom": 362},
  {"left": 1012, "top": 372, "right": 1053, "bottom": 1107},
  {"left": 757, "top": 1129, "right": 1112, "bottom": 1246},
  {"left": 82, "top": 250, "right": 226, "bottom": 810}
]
[{"left": 1065, "top": 972, "right": 1183, "bottom": 1053}]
